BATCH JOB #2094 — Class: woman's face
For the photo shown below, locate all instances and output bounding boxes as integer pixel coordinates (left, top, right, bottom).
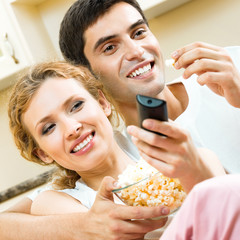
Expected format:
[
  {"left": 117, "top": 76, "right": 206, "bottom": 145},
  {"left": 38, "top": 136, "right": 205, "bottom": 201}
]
[{"left": 23, "top": 77, "right": 114, "bottom": 174}]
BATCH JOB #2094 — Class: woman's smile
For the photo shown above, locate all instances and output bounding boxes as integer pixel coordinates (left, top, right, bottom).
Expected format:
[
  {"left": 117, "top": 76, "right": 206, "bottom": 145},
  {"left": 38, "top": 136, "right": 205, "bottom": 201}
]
[{"left": 71, "top": 131, "right": 95, "bottom": 156}]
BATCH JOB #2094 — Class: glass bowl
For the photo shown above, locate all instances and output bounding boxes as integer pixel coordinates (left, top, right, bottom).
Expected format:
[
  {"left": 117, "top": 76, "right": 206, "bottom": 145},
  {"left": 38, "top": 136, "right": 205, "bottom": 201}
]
[{"left": 112, "top": 172, "right": 186, "bottom": 217}]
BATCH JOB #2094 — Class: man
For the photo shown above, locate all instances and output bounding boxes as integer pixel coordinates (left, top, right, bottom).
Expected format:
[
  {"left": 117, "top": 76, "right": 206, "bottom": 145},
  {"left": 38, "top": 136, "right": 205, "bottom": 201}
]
[
  {"left": 1, "top": 0, "right": 240, "bottom": 239},
  {"left": 59, "top": 0, "right": 240, "bottom": 179}
]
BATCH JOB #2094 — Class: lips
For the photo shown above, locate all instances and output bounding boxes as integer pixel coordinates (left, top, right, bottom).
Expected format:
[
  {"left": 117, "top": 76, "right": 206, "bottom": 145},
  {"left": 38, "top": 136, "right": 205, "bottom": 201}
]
[
  {"left": 71, "top": 131, "right": 95, "bottom": 153},
  {"left": 127, "top": 61, "right": 154, "bottom": 78}
]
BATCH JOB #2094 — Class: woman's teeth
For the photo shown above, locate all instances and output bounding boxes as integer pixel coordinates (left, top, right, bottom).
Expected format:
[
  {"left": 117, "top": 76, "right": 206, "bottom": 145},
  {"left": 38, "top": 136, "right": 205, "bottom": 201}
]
[
  {"left": 128, "top": 63, "right": 151, "bottom": 77},
  {"left": 73, "top": 134, "right": 93, "bottom": 153}
]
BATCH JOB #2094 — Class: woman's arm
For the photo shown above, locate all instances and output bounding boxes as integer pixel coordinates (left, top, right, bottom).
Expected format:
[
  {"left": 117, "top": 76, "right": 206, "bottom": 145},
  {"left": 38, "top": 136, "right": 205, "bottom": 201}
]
[{"left": 29, "top": 177, "right": 170, "bottom": 240}]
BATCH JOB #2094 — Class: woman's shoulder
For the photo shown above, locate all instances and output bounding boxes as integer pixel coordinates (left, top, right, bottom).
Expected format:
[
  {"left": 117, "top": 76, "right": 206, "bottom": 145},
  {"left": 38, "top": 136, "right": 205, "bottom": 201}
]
[{"left": 31, "top": 189, "right": 88, "bottom": 215}]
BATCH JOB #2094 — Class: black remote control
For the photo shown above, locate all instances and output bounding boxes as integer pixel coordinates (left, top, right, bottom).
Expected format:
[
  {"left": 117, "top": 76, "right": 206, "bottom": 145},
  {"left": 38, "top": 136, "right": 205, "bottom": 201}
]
[{"left": 136, "top": 94, "right": 168, "bottom": 136}]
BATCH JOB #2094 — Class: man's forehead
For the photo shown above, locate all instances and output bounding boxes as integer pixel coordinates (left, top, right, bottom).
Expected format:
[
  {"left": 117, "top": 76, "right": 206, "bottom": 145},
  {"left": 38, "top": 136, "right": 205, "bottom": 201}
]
[{"left": 84, "top": 2, "right": 145, "bottom": 48}]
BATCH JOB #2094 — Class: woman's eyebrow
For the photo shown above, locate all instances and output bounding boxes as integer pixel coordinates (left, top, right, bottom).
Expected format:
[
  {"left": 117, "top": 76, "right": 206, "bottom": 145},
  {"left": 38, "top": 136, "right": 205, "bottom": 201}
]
[{"left": 35, "top": 95, "right": 78, "bottom": 130}]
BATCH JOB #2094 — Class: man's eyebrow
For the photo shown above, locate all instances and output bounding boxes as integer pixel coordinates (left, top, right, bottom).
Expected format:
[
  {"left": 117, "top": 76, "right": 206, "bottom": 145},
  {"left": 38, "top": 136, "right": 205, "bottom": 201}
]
[
  {"left": 93, "top": 19, "right": 147, "bottom": 51},
  {"left": 128, "top": 19, "right": 146, "bottom": 32},
  {"left": 94, "top": 34, "right": 118, "bottom": 51}
]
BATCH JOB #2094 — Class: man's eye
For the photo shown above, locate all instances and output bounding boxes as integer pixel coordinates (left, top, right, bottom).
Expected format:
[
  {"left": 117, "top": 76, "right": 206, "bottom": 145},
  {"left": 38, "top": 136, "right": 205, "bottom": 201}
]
[
  {"left": 103, "top": 45, "right": 115, "bottom": 53},
  {"left": 42, "top": 124, "right": 55, "bottom": 135},
  {"left": 134, "top": 29, "right": 146, "bottom": 38},
  {"left": 70, "top": 101, "right": 83, "bottom": 113}
]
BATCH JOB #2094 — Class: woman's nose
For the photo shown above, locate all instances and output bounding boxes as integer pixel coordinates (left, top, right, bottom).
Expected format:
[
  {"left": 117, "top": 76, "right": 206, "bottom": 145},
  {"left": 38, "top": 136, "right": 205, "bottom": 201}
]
[{"left": 65, "top": 120, "right": 83, "bottom": 139}]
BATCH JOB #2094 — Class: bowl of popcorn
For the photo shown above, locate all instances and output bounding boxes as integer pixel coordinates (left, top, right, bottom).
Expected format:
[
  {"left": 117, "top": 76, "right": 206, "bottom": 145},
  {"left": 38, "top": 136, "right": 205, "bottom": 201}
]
[{"left": 113, "top": 158, "right": 186, "bottom": 215}]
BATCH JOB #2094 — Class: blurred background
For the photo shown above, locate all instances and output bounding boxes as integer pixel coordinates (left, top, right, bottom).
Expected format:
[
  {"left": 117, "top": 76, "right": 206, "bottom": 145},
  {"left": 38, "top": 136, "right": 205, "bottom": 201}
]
[{"left": 0, "top": 0, "right": 240, "bottom": 210}]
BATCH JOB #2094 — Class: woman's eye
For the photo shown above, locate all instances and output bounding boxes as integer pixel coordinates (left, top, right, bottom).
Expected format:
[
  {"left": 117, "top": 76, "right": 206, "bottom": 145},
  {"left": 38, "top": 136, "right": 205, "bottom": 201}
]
[
  {"left": 42, "top": 124, "right": 55, "bottom": 135},
  {"left": 70, "top": 101, "right": 83, "bottom": 113}
]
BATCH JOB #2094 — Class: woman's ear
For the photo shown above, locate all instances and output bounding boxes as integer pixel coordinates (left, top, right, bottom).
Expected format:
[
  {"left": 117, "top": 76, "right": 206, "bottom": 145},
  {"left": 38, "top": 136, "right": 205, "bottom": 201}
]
[
  {"left": 34, "top": 148, "right": 54, "bottom": 164},
  {"left": 98, "top": 90, "right": 111, "bottom": 117}
]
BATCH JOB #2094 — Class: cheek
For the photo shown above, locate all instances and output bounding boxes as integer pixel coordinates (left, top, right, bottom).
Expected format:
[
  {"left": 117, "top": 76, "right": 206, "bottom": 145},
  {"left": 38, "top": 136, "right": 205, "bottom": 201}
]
[
  {"left": 92, "top": 55, "right": 120, "bottom": 79},
  {"left": 37, "top": 132, "right": 62, "bottom": 156}
]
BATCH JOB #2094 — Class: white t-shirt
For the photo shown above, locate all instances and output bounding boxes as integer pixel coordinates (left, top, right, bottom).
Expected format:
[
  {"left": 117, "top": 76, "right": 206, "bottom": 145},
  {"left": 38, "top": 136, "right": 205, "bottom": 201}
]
[{"left": 172, "top": 46, "right": 240, "bottom": 173}]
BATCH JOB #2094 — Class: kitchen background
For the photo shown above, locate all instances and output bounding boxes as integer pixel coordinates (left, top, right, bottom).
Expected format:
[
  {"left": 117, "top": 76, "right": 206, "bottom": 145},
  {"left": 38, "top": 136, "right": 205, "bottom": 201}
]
[{"left": 1, "top": 0, "right": 240, "bottom": 210}]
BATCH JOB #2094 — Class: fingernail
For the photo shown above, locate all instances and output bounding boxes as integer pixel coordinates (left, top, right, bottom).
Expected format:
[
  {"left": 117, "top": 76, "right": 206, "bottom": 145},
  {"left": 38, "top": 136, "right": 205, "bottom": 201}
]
[
  {"left": 113, "top": 181, "right": 118, "bottom": 188},
  {"left": 127, "top": 126, "right": 133, "bottom": 134},
  {"left": 131, "top": 136, "right": 138, "bottom": 144},
  {"left": 161, "top": 207, "right": 170, "bottom": 215},
  {"left": 174, "top": 61, "right": 179, "bottom": 69},
  {"left": 171, "top": 51, "right": 179, "bottom": 59},
  {"left": 143, "top": 119, "right": 153, "bottom": 129}
]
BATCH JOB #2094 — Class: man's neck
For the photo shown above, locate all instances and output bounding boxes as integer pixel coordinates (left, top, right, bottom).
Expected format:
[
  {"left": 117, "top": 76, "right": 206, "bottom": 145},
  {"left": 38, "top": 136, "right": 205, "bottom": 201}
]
[
  {"left": 118, "top": 83, "right": 189, "bottom": 126},
  {"left": 117, "top": 101, "right": 139, "bottom": 126}
]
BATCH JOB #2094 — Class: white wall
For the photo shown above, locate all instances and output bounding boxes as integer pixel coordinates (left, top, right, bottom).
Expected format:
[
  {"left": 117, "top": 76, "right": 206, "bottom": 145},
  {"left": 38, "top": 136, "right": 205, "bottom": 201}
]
[
  {"left": 150, "top": 0, "right": 240, "bottom": 81},
  {"left": 1, "top": 0, "right": 240, "bottom": 208}
]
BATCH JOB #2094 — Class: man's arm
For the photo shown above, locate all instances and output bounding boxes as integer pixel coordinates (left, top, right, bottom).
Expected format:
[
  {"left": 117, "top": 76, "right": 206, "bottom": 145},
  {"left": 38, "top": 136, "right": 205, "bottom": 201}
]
[
  {"left": 172, "top": 42, "right": 240, "bottom": 108},
  {"left": 127, "top": 120, "right": 225, "bottom": 193},
  {"left": 0, "top": 211, "right": 88, "bottom": 240},
  {"left": 1, "top": 197, "right": 83, "bottom": 240}
]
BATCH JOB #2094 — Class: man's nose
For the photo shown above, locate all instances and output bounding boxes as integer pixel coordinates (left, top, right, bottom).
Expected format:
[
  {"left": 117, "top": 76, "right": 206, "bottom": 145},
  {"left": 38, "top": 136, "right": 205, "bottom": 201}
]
[{"left": 124, "top": 39, "right": 144, "bottom": 61}]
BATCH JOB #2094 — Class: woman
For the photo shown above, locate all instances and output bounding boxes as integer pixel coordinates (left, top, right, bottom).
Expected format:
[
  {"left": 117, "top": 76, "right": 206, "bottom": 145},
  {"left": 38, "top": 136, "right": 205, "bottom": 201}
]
[
  {"left": 8, "top": 61, "right": 224, "bottom": 239},
  {"left": 8, "top": 61, "right": 170, "bottom": 239}
]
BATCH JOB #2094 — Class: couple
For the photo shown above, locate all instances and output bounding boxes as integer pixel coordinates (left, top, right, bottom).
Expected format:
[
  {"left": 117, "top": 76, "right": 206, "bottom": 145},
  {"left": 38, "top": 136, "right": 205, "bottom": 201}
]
[{"left": 2, "top": 0, "right": 240, "bottom": 239}]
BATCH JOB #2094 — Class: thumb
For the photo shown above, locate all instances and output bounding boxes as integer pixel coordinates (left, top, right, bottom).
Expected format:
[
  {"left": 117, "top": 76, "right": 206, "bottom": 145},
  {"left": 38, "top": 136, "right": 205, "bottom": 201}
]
[{"left": 96, "top": 176, "right": 116, "bottom": 201}]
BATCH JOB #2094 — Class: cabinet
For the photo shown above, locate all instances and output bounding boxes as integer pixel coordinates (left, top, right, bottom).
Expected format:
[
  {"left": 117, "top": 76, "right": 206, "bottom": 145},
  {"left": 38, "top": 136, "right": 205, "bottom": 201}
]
[
  {"left": 0, "top": 0, "right": 192, "bottom": 91},
  {"left": 0, "top": 0, "right": 28, "bottom": 90},
  {"left": 0, "top": 0, "right": 69, "bottom": 90}
]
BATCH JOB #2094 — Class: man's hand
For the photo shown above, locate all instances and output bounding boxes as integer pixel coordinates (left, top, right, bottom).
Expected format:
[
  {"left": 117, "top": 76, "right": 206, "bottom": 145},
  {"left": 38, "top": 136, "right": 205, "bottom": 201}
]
[
  {"left": 172, "top": 42, "right": 240, "bottom": 108},
  {"left": 127, "top": 120, "right": 225, "bottom": 193},
  {"left": 85, "top": 176, "right": 169, "bottom": 240}
]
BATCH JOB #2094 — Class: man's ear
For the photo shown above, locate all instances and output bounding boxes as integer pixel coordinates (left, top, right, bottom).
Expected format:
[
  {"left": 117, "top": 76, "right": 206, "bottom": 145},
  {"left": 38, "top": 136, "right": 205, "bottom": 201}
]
[
  {"left": 98, "top": 90, "right": 112, "bottom": 117},
  {"left": 34, "top": 148, "right": 54, "bottom": 164}
]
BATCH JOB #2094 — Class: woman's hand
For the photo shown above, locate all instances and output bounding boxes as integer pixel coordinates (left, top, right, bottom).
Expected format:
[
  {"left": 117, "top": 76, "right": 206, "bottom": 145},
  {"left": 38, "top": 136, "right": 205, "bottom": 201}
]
[
  {"left": 86, "top": 176, "right": 169, "bottom": 240},
  {"left": 172, "top": 42, "right": 240, "bottom": 108},
  {"left": 127, "top": 120, "right": 225, "bottom": 193}
]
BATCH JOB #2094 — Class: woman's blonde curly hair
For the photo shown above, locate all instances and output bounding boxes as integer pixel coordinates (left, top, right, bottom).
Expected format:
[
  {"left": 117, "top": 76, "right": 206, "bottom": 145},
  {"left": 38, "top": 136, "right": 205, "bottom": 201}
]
[{"left": 8, "top": 61, "right": 120, "bottom": 189}]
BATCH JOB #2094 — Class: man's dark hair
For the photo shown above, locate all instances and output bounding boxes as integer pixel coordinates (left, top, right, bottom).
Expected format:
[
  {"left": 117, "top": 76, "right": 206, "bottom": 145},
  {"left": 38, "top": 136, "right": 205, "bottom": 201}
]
[{"left": 59, "top": 0, "right": 148, "bottom": 68}]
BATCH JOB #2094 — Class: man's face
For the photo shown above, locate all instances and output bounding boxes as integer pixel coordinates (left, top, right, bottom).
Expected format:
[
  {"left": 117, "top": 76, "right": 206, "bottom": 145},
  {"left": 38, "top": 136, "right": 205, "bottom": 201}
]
[{"left": 84, "top": 2, "right": 165, "bottom": 105}]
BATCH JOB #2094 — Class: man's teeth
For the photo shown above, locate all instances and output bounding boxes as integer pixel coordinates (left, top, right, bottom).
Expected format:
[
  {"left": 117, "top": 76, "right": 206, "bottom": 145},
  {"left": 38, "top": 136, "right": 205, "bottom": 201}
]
[
  {"left": 129, "top": 63, "right": 151, "bottom": 77},
  {"left": 73, "top": 134, "right": 93, "bottom": 153}
]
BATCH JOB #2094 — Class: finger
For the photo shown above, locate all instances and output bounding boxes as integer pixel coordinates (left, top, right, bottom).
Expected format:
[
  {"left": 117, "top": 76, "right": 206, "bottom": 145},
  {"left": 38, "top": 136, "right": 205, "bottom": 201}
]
[
  {"left": 112, "top": 204, "right": 169, "bottom": 221},
  {"left": 182, "top": 58, "right": 225, "bottom": 79},
  {"left": 140, "top": 152, "right": 176, "bottom": 177},
  {"left": 126, "top": 218, "right": 169, "bottom": 234},
  {"left": 96, "top": 176, "right": 116, "bottom": 201},
  {"left": 109, "top": 217, "right": 168, "bottom": 237},
  {"left": 197, "top": 71, "right": 226, "bottom": 86},
  {"left": 132, "top": 136, "right": 178, "bottom": 164},
  {"left": 142, "top": 119, "right": 188, "bottom": 140},
  {"left": 132, "top": 128, "right": 188, "bottom": 157},
  {"left": 172, "top": 41, "right": 222, "bottom": 61}
]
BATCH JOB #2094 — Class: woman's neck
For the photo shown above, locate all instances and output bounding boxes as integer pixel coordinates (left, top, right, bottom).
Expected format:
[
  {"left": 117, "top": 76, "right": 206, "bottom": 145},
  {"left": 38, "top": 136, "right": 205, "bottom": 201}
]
[{"left": 78, "top": 141, "right": 134, "bottom": 191}]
